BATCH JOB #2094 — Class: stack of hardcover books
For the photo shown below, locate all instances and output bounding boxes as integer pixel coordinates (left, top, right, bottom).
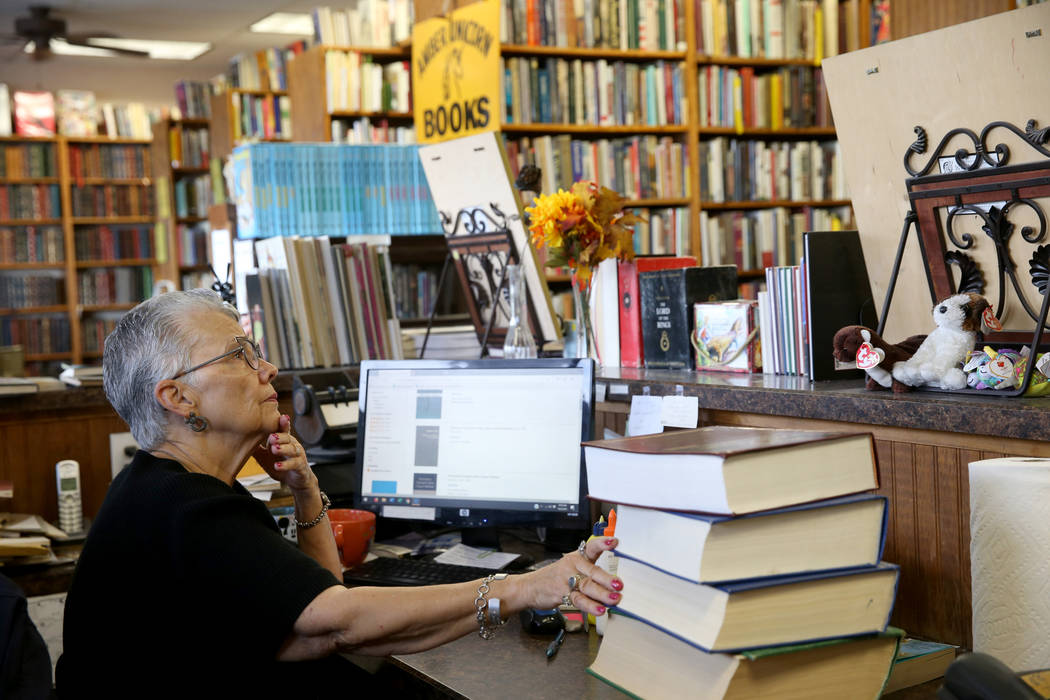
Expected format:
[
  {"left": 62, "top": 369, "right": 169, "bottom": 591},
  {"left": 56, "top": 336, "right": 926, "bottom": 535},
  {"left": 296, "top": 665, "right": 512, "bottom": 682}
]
[{"left": 584, "top": 425, "right": 901, "bottom": 699}]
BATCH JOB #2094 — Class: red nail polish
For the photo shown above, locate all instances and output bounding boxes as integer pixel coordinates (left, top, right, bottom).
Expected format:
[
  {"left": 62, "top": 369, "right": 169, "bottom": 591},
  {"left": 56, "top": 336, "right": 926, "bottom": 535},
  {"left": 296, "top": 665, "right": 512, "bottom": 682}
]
[
  {"left": 596, "top": 606, "right": 606, "bottom": 614},
  {"left": 271, "top": 434, "right": 280, "bottom": 442},
  {"left": 605, "top": 538, "right": 615, "bottom": 546},
  {"left": 274, "top": 462, "right": 282, "bottom": 469},
  {"left": 609, "top": 592, "right": 620, "bottom": 601},
  {"left": 610, "top": 579, "right": 623, "bottom": 591}
]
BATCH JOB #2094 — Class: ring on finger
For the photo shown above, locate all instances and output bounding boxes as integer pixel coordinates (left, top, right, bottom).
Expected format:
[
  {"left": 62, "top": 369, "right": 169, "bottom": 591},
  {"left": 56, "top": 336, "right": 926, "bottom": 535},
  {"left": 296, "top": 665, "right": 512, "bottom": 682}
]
[
  {"left": 561, "top": 593, "right": 572, "bottom": 606},
  {"left": 577, "top": 540, "right": 588, "bottom": 558}
]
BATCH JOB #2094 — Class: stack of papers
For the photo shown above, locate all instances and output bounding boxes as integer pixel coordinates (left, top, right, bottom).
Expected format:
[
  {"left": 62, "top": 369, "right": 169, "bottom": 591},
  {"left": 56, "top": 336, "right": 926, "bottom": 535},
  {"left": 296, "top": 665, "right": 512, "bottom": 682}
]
[
  {"left": 59, "top": 364, "right": 104, "bottom": 387},
  {"left": 0, "top": 513, "right": 67, "bottom": 565},
  {"left": 237, "top": 473, "right": 284, "bottom": 501}
]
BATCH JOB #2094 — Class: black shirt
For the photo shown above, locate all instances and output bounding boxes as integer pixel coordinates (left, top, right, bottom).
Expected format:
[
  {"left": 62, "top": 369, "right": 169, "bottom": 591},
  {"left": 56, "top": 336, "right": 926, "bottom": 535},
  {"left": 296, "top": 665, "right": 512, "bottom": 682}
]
[{"left": 56, "top": 450, "right": 345, "bottom": 697}]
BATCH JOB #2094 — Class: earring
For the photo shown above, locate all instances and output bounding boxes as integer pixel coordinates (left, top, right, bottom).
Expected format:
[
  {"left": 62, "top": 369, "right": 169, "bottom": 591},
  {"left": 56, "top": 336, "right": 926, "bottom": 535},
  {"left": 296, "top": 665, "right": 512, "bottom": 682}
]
[{"left": 185, "top": 411, "right": 209, "bottom": 432}]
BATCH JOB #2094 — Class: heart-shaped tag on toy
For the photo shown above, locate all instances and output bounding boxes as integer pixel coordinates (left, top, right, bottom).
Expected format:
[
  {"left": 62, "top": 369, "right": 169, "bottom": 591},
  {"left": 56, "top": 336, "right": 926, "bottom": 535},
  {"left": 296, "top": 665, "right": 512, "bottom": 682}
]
[
  {"left": 856, "top": 342, "right": 886, "bottom": 370},
  {"left": 982, "top": 307, "right": 1003, "bottom": 331}
]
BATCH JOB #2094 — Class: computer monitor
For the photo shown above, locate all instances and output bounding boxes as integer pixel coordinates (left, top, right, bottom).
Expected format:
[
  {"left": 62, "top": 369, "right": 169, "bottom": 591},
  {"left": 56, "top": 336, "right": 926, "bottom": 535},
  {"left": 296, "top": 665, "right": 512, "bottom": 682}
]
[{"left": 353, "top": 358, "right": 595, "bottom": 544}]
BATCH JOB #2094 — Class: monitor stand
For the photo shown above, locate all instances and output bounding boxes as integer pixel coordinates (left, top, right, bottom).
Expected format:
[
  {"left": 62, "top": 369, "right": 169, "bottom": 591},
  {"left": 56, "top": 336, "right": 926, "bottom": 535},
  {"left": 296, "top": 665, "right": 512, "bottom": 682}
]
[{"left": 460, "top": 526, "right": 501, "bottom": 550}]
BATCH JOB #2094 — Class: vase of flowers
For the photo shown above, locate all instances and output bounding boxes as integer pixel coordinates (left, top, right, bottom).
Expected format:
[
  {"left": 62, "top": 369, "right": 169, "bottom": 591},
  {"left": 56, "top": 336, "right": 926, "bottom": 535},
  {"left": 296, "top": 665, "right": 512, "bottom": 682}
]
[{"left": 525, "top": 181, "right": 642, "bottom": 362}]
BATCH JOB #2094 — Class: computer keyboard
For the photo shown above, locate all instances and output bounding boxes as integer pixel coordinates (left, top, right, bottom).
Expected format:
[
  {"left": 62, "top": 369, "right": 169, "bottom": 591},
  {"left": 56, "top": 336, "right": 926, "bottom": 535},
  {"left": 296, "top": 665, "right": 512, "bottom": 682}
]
[{"left": 343, "top": 556, "right": 499, "bottom": 587}]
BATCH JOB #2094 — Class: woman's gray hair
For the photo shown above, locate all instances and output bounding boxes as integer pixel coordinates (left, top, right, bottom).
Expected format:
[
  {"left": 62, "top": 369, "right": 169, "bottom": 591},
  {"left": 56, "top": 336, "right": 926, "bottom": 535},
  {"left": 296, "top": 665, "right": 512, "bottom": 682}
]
[{"left": 103, "top": 289, "right": 239, "bottom": 450}]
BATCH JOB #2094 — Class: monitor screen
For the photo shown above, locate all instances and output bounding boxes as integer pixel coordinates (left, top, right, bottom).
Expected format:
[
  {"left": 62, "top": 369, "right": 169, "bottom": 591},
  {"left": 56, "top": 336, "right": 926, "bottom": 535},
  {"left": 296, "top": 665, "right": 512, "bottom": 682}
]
[{"left": 354, "top": 358, "right": 595, "bottom": 533}]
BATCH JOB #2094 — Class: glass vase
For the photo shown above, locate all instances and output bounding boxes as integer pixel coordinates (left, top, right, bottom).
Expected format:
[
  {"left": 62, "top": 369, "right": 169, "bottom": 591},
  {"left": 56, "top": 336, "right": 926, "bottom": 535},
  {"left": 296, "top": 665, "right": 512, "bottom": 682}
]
[
  {"left": 570, "top": 273, "right": 596, "bottom": 362},
  {"left": 502, "top": 264, "right": 537, "bottom": 359}
]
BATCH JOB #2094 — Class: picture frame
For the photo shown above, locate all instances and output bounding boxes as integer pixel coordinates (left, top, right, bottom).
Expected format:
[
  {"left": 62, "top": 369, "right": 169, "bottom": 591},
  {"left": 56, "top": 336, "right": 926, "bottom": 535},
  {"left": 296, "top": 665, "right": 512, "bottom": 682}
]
[{"left": 419, "top": 132, "right": 561, "bottom": 350}]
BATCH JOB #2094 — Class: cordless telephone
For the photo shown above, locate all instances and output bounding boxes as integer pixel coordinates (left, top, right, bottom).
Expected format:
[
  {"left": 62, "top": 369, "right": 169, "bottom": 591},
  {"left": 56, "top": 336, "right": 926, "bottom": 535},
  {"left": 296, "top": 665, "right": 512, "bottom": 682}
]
[{"left": 56, "top": 459, "right": 83, "bottom": 534}]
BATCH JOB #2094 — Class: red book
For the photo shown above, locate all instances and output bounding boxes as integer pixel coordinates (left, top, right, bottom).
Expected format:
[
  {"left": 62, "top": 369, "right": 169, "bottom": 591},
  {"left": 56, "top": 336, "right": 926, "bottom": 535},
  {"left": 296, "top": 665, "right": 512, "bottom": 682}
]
[
  {"left": 526, "top": 0, "right": 539, "bottom": 45},
  {"left": 13, "top": 91, "right": 55, "bottom": 136},
  {"left": 618, "top": 255, "right": 696, "bottom": 367}
]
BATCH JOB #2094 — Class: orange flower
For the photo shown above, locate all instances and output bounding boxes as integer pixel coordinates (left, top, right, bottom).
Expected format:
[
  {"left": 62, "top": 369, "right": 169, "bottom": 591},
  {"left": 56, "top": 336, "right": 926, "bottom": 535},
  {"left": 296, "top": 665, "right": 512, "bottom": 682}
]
[{"left": 525, "top": 181, "right": 642, "bottom": 282}]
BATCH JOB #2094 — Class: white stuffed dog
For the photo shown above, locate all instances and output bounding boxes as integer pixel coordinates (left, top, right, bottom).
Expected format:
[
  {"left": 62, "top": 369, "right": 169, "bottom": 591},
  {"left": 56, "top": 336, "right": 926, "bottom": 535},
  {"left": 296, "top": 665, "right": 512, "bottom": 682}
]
[{"left": 891, "top": 293, "right": 990, "bottom": 390}]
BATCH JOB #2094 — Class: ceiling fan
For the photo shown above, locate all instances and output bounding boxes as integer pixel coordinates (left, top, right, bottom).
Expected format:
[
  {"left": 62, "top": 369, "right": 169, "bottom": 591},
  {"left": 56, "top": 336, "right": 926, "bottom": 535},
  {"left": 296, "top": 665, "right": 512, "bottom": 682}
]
[{"left": 2, "top": 5, "right": 149, "bottom": 60}]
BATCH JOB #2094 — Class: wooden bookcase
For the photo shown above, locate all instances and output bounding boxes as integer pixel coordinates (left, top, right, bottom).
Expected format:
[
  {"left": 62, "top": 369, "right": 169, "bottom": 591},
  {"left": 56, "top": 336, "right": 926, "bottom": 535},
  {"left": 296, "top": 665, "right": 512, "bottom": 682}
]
[
  {"left": 209, "top": 88, "right": 292, "bottom": 160},
  {"left": 287, "top": 44, "right": 414, "bottom": 143},
  {"left": 0, "top": 134, "right": 158, "bottom": 372},
  {"left": 151, "top": 118, "right": 215, "bottom": 290}
]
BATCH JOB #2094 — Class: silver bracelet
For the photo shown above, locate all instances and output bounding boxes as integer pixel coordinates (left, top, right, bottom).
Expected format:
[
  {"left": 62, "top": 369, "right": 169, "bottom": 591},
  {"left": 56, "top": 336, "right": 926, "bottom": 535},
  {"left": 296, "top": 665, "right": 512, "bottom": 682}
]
[
  {"left": 295, "top": 491, "right": 330, "bottom": 530},
  {"left": 474, "top": 573, "right": 509, "bottom": 639}
]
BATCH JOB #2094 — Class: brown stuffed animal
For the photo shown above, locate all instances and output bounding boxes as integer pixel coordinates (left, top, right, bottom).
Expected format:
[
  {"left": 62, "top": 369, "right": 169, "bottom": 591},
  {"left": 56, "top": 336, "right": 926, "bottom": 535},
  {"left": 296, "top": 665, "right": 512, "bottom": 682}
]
[{"left": 832, "top": 325, "right": 927, "bottom": 392}]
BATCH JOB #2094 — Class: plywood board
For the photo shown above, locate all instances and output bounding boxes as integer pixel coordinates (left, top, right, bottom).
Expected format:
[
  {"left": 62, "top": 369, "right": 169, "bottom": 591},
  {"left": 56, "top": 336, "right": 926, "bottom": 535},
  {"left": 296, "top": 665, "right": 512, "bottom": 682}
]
[{"left": 822, "top": 3, "right": 1050, "bottom": 337}]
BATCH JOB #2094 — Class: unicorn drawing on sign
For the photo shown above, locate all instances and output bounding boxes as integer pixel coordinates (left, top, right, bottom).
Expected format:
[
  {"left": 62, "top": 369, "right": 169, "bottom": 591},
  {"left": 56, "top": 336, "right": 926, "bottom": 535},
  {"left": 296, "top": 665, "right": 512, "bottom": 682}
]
[{"left": 443, "top": 46, "right": 464, "bottom": 101}]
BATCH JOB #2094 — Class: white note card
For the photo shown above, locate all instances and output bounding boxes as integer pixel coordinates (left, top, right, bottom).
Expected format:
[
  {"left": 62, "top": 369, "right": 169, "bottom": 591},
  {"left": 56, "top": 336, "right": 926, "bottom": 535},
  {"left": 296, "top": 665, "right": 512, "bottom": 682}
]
[
  {"left": 661, "top": 395, "right": 699, "bottom": 429},
  {"left": 627, "top": 395, "right": 664, "bottom": 436}
]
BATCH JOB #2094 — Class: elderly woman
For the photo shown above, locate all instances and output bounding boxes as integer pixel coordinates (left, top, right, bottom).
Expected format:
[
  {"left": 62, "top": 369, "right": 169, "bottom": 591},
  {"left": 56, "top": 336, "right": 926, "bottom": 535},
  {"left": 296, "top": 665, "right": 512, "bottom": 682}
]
[{"left": 57, "top": 289, "right": 622, "bottom": 695}]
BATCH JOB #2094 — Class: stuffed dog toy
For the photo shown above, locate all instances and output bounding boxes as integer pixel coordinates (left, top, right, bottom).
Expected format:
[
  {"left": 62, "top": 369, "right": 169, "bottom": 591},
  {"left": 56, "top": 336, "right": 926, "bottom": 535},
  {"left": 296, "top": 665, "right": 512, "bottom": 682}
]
[
  {"left": 891, "top": 293, "right": 991, "bottom": 390},
  {"left": 832, "top": 326, "right": 926, "bottom": 392}
]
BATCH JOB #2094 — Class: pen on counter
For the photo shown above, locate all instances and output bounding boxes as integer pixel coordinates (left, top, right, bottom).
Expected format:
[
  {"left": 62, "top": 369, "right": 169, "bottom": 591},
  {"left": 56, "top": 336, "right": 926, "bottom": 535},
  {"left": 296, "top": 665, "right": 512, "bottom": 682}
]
[{"left": 545, "top": 628, "right": 566, "bottom": 659}]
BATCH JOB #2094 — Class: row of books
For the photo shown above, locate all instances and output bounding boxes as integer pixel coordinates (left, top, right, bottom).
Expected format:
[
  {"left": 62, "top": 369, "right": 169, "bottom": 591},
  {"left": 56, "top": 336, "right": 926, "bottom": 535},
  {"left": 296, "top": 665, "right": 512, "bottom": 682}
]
[
  {"left": 699, "top": 137, "right": 846, "bottom": 203},
  {"left": 0, "top": 86, "right": 153, "bottom": 139},
  {"left": 330, "top": 118, "right": 415, "bottom": 144},
  {"left": 229, "top": 92, "right": 292, "bottom": 143},
  {"left": 76, "top": 267, "right": 154, "bottom": 306},
  {"left": 229, "top": 143, "right": 443, "bottom": 238},
  {"left": 224, "top": 42, "right": 308, "bottom": 92},
  {"left": 0, "top": 273, "right": 64, "bottom": 308},
  {"left": 390, "top": 264, "right": 443, "bottom": 320},
  {"left": 503, "top": 0, "right": 686, "bottom": 51},
  {"left": 0, "top": 315, "right": 71, "bottom": 355},
  {"left": 169, "top": 127, "right": 210, "bottom": 169},
  {"left": 758, "top": 264, "right": 808, "bottom": 376},
  {"left": 176, "top": 224, "right": 209, "bottom": 267},
  {"left": 700, "top": 205, "right": 853, "bottom": 270},
  {"left": 698, "top": 64, "right": 830, "bottom": 129},
  {"left": 181, "top": 270, "right": 214, "bottom": 290},
  {"left": 250, "top": 235, "right": 404, "bottom": 369},
  {"left": 323, "top": 52, "right": 412, "bottom": 114},
  {"left": 696, "top": 0, "right": 839, "bottom": 60},
  {"left": 0, "top": 185, "right": 62, "bottom": 221},
  {"left": 0, "top": 142, "right": 57, "bottom": 179},
  {"left": 584, "top": 425, "right": 899, "bottom": 698},
  {"left": 174, "top": 81, "right": 212, "bottom": 120},
  {"left": 632, "top": 206, "right": 688, "bottom": 256},
  {"left": 68, "top": 144, "right": 150, "bottom": 181},
  {"left": 502, "top": 57, "right": 685, "bottom": 127},
  {"left": 70, "top": 185, "right": 154, "bottom": 219},
  {"left": 81, "top": 316, "right": 119, "bottom": 354},
  {"left": 311, "top": 2, "right": 413, "bottom": 49},
  {"left": 0, "top": 226, "right": 64, "bottom": 264},
  {"left": 505, "top": 134, "right": 689, "bottom": 200},
  {"left": 73, "top": 225, "right": 154, "bottom": 262},
  {"left": 174, "top": 175, "right": 212, "bottom": 219}
]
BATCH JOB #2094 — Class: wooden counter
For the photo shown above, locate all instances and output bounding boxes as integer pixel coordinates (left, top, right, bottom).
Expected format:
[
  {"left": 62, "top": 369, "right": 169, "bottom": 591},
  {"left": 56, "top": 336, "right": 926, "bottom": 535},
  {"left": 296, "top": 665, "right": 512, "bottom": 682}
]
[
  {"left": 5, "top": 368, "right": 1048, "bottom": 648},
  {"left": 592, "top": 369, "right": 1050, "bottom": 649}
]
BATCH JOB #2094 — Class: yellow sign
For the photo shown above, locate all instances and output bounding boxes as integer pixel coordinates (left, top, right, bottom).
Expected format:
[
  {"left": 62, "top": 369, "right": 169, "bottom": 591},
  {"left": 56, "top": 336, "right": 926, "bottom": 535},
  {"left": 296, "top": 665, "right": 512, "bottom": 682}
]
[{"left": 413, "top": 0, "right": 500, "bottom": 143}]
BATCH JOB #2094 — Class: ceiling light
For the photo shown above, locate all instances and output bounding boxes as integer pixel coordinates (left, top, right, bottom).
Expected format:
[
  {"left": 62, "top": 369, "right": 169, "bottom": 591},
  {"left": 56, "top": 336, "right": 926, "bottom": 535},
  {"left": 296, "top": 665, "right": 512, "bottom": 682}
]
[
  {"left": 249, "top": 12, "right": 314, "bottom": 35},
  {"left": 84, "top": 38, "right": 212, "bottom": 60},
  {"left": 28, "top": 37, "right": 211, "bottom": 60}
]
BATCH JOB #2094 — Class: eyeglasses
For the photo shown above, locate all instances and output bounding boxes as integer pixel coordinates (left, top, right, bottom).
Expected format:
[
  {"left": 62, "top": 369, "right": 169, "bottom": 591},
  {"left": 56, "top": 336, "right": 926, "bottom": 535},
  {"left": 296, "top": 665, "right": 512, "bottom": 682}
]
[{"left": 170, "top": 336, "right": 264, "bottom": 380}]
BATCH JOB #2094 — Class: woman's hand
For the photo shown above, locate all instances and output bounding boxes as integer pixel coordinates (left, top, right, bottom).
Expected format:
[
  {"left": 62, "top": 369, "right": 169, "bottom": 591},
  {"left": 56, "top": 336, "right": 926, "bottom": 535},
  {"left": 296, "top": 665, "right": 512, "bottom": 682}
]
[
  {"left": 252, "top": 414, "right": 317, "bottom": 494},
  {"left": 517, "top": 536, "right": 623, "bottom": 617}
]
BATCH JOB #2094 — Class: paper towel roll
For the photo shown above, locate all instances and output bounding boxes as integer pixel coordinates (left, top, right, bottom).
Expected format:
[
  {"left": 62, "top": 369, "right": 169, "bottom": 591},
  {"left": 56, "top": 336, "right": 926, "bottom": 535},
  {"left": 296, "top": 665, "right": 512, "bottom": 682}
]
[{"left": 970, "top": 457, "right": 1050, "bottom": 670}]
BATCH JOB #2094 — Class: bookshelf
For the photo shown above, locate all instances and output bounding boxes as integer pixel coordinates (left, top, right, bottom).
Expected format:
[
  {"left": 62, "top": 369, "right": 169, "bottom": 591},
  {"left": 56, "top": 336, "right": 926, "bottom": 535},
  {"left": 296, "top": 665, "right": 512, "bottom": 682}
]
[
  {"left": 287, "top": 44, "right": 414, "bottom": 143},
  {"left": 210, "top": 88, "right": 292, "bottom": 160},
  {"left": 151, "top": 118, "right": 216, "bottom": 290},
  {"left": 0, "top": 134, "right": 157, "bottom": 372}
]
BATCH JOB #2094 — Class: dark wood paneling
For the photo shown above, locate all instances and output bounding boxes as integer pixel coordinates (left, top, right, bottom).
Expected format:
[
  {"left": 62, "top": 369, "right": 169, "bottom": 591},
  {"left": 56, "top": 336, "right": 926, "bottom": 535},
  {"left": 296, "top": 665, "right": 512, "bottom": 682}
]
[{"left": 0, "top": 408, "right": 127, "bottom": 523}]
